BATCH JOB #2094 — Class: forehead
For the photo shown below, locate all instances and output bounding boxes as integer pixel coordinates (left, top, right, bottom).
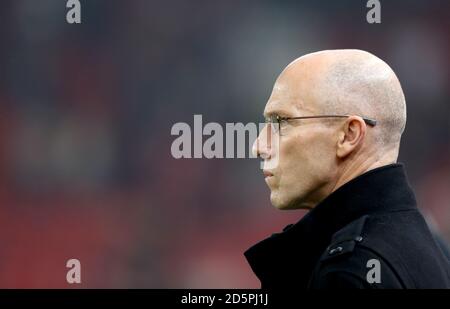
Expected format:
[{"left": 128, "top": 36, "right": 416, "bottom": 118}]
[
  {"left": 263, "top": 80, "right": 314, "bottom": 117},
  {"left": 263, "top": 55, "right": 329, "bottom": 118}
]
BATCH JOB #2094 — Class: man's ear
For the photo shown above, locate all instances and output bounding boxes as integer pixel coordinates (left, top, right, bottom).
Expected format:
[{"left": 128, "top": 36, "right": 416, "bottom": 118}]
[{"left": 336, "top": 116, "right": 367, "bottom": 158}]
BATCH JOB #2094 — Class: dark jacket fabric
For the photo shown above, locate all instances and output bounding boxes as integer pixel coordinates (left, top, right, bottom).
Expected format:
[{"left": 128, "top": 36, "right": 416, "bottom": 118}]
[{"left": 244, "top": 164, "right": 450, "bottom": 289}]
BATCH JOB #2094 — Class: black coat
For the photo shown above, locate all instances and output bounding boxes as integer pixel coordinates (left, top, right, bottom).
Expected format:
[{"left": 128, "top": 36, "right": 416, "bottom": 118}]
[{"left": 244, "top": 164, "right": 450, "bottom": 289}]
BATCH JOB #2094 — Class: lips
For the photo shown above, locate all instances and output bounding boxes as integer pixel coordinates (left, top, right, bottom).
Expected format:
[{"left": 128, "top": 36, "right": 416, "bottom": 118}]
[{"left": 263, "top": 170, "right": 274, "bottom": 178}]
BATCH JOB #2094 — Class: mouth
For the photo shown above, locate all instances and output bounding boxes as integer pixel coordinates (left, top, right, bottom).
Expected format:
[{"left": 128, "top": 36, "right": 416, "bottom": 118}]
[{"left": 263, "top": 170, "right": 274, "bottom": 179}]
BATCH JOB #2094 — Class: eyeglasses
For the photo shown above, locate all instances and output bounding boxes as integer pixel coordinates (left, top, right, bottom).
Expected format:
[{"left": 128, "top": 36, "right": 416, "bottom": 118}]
[{"left": 264, "top": 114, "right": 377, "bottom": 134}]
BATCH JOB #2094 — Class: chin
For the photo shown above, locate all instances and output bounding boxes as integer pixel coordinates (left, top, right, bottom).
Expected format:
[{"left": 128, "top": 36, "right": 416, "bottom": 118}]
[
  {"left": 270, "top": 193, "right": 298, "bottom": 210},
  {"left": 270, "top": 191, "right": 312, "bottom": 210}
]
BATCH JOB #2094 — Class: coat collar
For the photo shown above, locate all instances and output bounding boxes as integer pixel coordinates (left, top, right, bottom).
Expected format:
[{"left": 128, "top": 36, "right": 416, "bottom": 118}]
[{"left": 244, "top": 163, "right": 417, "bottom": 288}]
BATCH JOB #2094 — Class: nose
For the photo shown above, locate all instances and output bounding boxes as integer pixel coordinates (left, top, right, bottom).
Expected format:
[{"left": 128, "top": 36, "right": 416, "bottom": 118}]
[{"left": 252, "top": 124, "right": 272, "bottom": 159}]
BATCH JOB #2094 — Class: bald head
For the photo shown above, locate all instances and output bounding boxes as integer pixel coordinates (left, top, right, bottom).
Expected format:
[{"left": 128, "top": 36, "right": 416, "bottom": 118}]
[{"left": 279, "top": 49, "right": 406, "bottom": 151}]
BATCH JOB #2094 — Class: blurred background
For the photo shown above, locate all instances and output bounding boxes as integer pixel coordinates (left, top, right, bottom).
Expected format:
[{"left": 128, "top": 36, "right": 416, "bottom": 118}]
[{"left": 0, "top": 0, "right": 449, "bottom": 288}]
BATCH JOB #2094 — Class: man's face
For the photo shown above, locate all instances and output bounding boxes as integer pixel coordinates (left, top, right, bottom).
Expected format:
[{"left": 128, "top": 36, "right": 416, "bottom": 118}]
[{"left": 254, "top": 74, "right": 339, "bottom": 210}]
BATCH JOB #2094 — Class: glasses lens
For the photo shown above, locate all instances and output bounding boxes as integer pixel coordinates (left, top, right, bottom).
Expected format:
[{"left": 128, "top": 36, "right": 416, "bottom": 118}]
[{"left": 265, "top": 116, "right": 279, "bottom": 134}]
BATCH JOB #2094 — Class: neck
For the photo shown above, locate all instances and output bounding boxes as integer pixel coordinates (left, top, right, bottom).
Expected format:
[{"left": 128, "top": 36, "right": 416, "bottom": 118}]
[{"left": 331, "top": 147, "right": 398, "bottom": 194}]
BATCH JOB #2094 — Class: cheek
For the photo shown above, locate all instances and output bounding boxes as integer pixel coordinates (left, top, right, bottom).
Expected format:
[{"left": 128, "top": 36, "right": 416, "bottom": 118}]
[
  {"left": 276, "top": 134, "right": 311, "bottom": 193},
  {"left": 278, "top": 131, "right": 334, "bottom": 183},
  {"left": 279, "top": 132, "right": 314, "bottom": 169}
]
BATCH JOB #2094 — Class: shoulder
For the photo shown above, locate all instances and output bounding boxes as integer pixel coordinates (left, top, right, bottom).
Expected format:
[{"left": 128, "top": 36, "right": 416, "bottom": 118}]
[{"left": 309, "top": 215, "right": 406, "bottom": 289}]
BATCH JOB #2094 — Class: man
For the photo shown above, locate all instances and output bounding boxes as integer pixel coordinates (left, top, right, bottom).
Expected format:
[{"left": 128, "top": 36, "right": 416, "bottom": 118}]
[{"left": 245, "top": 49, "right": 450, "bottom": 289}]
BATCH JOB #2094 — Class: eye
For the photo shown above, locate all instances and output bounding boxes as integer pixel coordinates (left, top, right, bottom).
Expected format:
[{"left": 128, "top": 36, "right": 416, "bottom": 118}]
[
  {"left": 262, "top": 115, "right": 279, "bottom": 133},
  {"left": 277, "top": 116, "right": 291, "bottom": 127}
]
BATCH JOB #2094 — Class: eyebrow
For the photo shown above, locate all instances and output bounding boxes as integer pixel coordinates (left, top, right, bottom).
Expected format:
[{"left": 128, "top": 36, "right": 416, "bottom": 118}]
[{"left": 263, "top": 110, "right": 291, "bottom": 118}]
